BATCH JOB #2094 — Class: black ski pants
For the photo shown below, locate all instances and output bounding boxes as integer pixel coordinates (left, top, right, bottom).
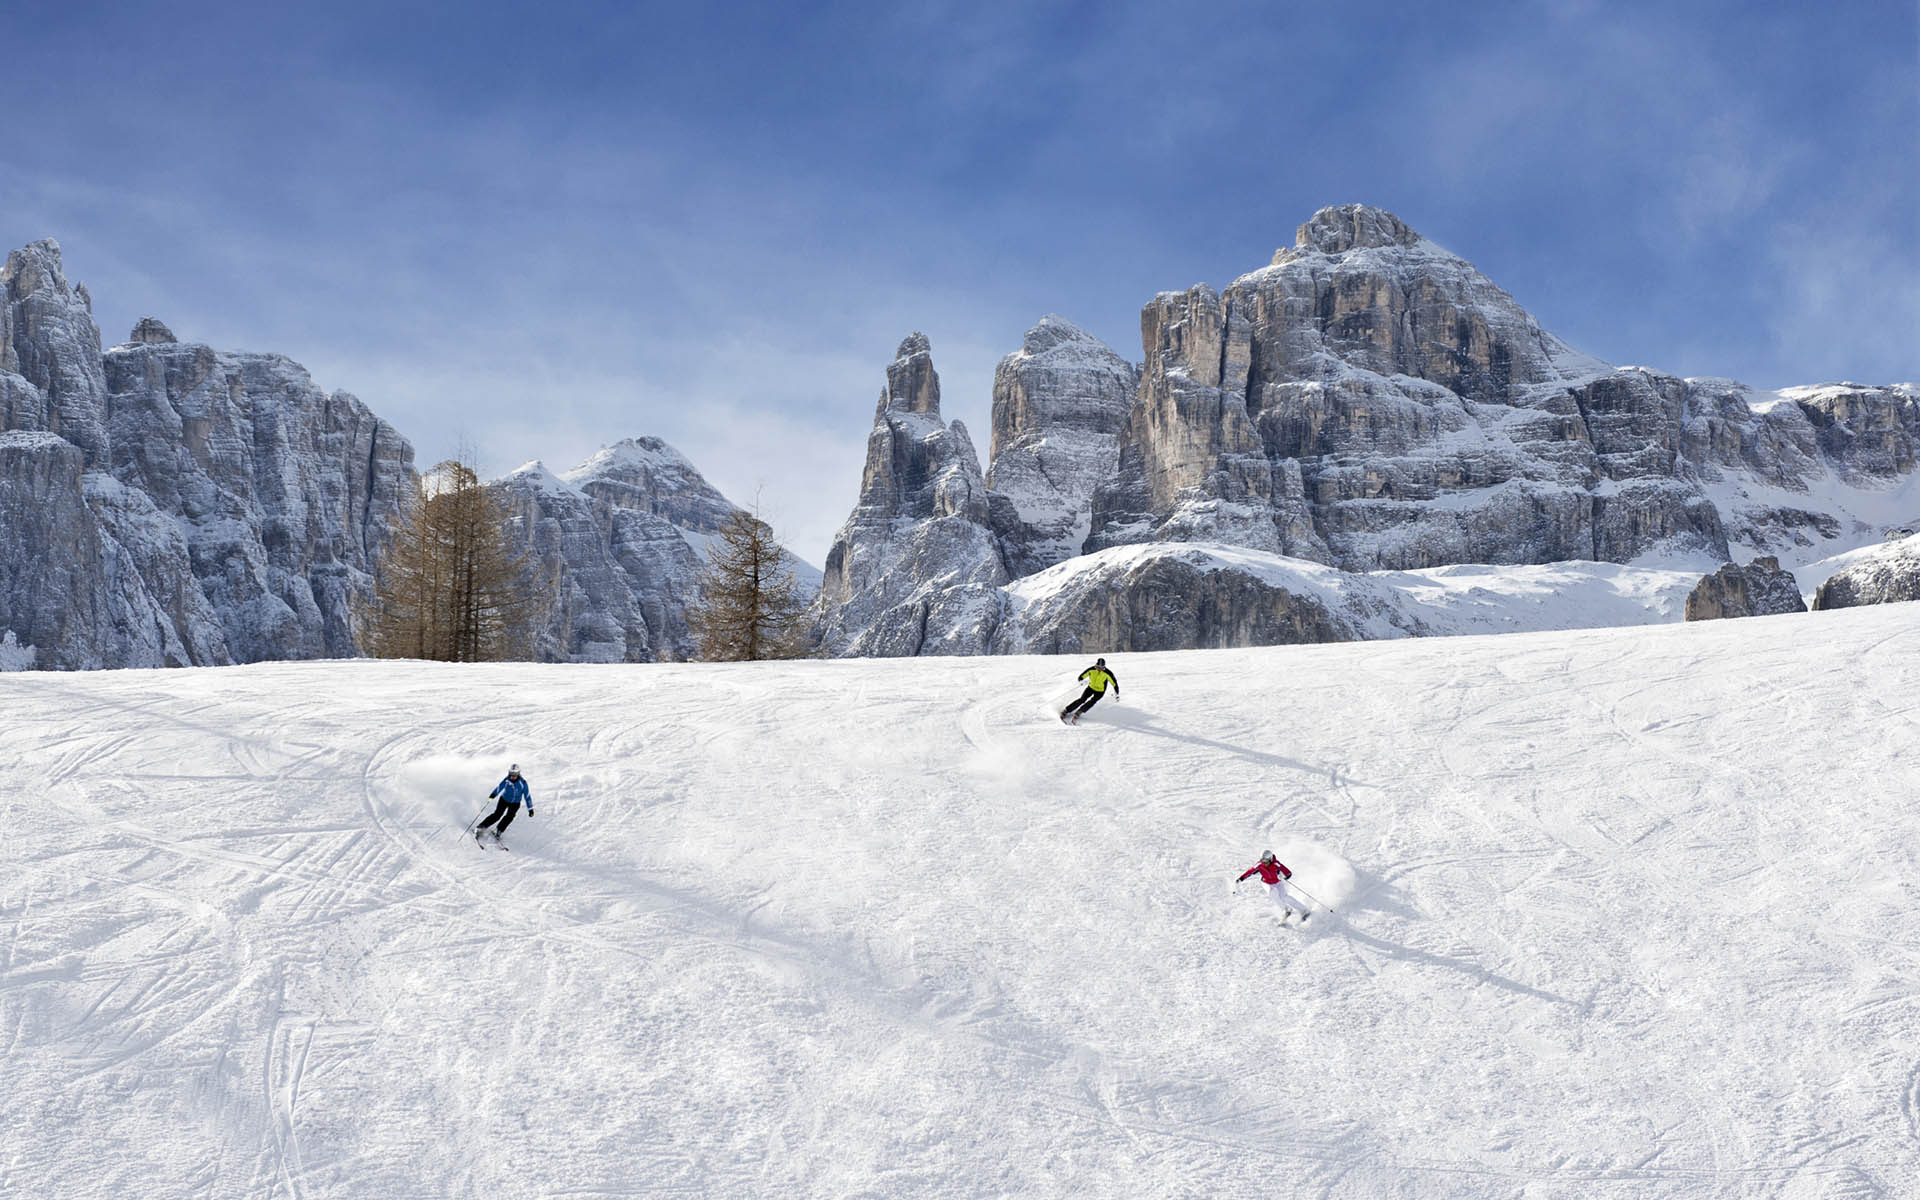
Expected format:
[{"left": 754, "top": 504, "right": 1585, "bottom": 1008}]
[
  {"left": 1063, "top": 687, "right": 1107, "bottom": 717},
  {"left": 477, "top": 799, "right": 520, "bottom": 836}
]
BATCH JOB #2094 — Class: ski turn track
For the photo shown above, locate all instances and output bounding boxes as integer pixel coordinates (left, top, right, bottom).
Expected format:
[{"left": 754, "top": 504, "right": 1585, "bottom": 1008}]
[{"left": 2, "top": 608, "right": 1919, "bottom": 1197}]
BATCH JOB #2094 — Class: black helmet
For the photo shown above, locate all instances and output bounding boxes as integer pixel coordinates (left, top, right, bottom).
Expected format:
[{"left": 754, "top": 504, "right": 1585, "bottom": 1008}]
[{"left": 1095, "top": 657, "right": 1107, "bottom": 666}]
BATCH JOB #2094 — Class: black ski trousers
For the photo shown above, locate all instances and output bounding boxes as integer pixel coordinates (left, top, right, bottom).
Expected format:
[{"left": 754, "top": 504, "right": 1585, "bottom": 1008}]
[
  {"left": 1063, "top": 687, "right": 1106, "bottom": 717},
  {"left": 477, "top": 799, "right": 520, "bottom": 836}
]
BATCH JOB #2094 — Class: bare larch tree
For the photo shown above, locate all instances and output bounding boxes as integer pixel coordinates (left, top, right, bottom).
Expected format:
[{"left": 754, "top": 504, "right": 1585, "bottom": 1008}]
[
  {"left": 688, "top": 505, "right": 808, "bottom": 661},
  {"left": 362, "top": 458, "right": 541, "bottom": 661}
]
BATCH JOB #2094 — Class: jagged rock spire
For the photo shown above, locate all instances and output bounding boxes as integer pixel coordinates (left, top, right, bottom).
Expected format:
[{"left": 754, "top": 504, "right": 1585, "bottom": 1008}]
[
  {"left": 1, "top": 238, "right": 110, "bottom": 466},
  {"left": 811, "top": 334, "right": 1007, "bottom": 656},
  {"left": 883, "top": 332, "right": 941, "bottom": 417}
]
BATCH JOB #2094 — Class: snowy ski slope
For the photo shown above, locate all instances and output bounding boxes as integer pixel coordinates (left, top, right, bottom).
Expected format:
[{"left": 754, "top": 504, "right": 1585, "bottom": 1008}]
[{"left": 4, "top": 605, "right": 1919, "bottom": 1198}]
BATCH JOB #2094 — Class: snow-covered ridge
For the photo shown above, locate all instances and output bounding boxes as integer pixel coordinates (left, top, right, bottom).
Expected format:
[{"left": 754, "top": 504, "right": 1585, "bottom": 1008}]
[
  {"left": 501, "top": 459, "right": 580, "bottom": 496},
  {"left": 559, "top": 435, "right": 703, "bottom": 488},
  {"left": 997, "top": 541, "right": 1708, "bottom": 651},
  {"left": 7, "top": 606, "right": 1917, "bottom": 1193},
  {"left": 1810, "top": 530, "right": 1920, "bottom": 610}
]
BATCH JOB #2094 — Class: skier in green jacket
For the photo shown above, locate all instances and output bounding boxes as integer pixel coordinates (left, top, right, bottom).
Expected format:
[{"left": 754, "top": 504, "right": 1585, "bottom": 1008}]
[{"left": 1060, "top": 658, "right": 1118, "bottom": 724}]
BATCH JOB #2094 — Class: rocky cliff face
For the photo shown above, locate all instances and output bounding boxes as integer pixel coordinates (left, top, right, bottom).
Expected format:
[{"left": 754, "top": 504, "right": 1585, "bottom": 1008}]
[
  {"left": 1684, "top": 557, "right": 1806, "bottom": 621},
  {"left": 0, "top": 240, "right": 415, "bottom": 669},
  {"left": 810, "top": 205, "right": 1918, "bottom": 657},
  {"left": 986, "top": 316, "right": 1137, "bottom": 577},
  {"left": 810, "top": 334, "right": 1009, "bottom": 656},
  {"left": 1089, "top": 206, "right": 1715, "bottom": 569},
  {"left": 1082, "top": 206, "right": 1917, "bottom": 575},
  {"left": 1811, "top": 533, "right": 1920, "bottom": 610},
  {"left": 495, "top": 438, "right": 817, "bottom": 663},
  {"left": 994, "top": 545, "right": 1379, "bottom": 654},
  {"left": 1, "top": 240, "right": 111, "bottom": 464},
  {"left": 101, "top": 335, "right": 413, "bottom": 660}
]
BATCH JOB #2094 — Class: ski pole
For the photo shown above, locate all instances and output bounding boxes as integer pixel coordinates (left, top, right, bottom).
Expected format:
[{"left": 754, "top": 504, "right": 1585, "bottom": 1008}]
[
  {"left": 1290, "top": 881, "right": 1334, "bottom": 912},
  {"left": 464, "top": 805, "right": 488, "bottom": 839}
]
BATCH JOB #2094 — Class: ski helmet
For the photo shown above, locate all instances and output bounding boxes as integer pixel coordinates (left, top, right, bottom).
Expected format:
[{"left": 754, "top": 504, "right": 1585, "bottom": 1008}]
[
  {"left": 509, "top": 763, "right": 520, "bottom": 775},
  {"left": 1261, "top": 850, "right": 1275, "bottom": 863},
  {"left": 1096, "top": 657, "right": 1107, "bottom": 666}
]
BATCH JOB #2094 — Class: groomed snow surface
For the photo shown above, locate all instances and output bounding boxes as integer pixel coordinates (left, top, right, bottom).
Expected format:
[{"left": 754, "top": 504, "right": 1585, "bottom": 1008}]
[{"left": 5, "top": 606, "right": 1919, "bottom": 1198}]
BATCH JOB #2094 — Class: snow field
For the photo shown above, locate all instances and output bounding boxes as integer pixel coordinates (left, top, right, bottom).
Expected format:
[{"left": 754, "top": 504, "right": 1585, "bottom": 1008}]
[{"left": 3, "top": 604, "right": 1920, "bottom": 1197}]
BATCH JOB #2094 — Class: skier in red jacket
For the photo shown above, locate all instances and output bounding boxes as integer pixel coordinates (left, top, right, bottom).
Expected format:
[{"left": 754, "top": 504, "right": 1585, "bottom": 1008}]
[{"left": 1237, "top": 851, "right": 1308, "bottom": 922}]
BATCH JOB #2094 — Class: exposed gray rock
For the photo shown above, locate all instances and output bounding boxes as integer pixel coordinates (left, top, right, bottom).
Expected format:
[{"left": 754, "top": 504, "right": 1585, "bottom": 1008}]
[
  {"left": 1811, "top": 534, "right": 1920, "bottom": 610},
  {"left": 0, "top": 431, "right": 116, "bottom": 668},
  {"left": 494, "top": 439, "right": 817, "bottom": 663},
  {"left": 1087, "top": 206, "right": 1697, "bottom": 569},
  {"left": 565, "top": 436, "right": 741, "bottom": 539},
  {"left": 813, "top": 204, "right": 1917, "bottom": 657},
  {"left": 1082, "top": 206, "right": 1911, "bottom": 575},
  {"left": 986, "top": 543, "right": 1711, "bottom": 654},
  {"left": 1, "top": 238, "right": 416, "bottom": 668},
  {"left": 985, "top": 316, "right": 1137, "bottom": 576},
  {"left": 495, "top": 463, "right": 651, "bottom": 663},
  {"left": 563, "top": 437, "right": 821, "bottom": 659},
  {"left": 994, "top": 546, "right": 1371, "bottom": 654},
  {"left": 3, "top": 240, "right": 111, "bottom": 464},
  {"left": 130, "top": 317, "right": 177, "bottom": 345},
  {"left": 101, "top": 338, "right": 415, "bottom": 660},
  {"left": 811, "top": 334, "right": 1009, "bottom": 656},
  {"left": 1784, "top": 383, "right": 1918, "bottom": 482},
  {"left": 1684, "top": 557, "right": 1806, "bottom": 620},
  {"left": 0, "top": 430, "right": 223, "bottom": 669},
  {"left": 1086, "top": 284, "right": 1288, "bottom": 556}
]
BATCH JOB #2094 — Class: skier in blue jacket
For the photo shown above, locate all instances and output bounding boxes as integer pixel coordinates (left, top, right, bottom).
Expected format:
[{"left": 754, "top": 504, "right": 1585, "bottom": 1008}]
[{"left": 476, "top": 764, "right": 533, "bottom": 843}]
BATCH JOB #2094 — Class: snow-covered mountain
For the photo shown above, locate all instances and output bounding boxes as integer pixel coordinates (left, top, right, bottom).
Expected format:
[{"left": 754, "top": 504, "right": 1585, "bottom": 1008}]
[
  {"left": 1810, "top": 530, "right": 1920, "bottom": 610},
  {"left": 811, "top": 205, "right": 1919, "bottom": 655},
  {"left": 7, "top": 606, "right": 1918, "bottom": 1195},
  {"left": 0, "top": 240, "right": 816, "bottom": 670},
  {"left": 0, "top": 241, "right": 415, "bottom": 669},
  {"left": 498, "top": 437, "right": 821, "bottom": 662}
]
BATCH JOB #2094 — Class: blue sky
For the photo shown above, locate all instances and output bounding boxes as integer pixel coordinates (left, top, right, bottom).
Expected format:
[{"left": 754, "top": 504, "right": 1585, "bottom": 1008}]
[{"left": 5, "top": 0, "right": 1915, "bottom": 562}]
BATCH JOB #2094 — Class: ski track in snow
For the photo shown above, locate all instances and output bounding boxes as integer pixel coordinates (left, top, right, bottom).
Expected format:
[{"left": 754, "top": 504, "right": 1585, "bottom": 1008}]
[{"left": 3, "top": 607, "right": 1920, "bottom": 1197}]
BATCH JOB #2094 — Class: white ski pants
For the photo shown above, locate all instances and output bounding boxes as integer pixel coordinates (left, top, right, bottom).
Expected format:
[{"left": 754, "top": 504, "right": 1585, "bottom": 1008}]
[{"left": 1266, "top": 881, "right": 1303, "bottom": 915}]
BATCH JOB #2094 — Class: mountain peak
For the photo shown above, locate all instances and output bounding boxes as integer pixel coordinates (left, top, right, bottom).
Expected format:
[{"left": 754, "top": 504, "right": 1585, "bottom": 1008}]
[
  {"left": 895, "top": 332, "right": 932, "bottom": 361},
  {"left": 1288, "top": 204, "right": 1423, "bottom": 257},
  {"left": 1019, "top": 314, "right": 1097, "bottom": 355},
  {"left": 567, "top": 436, "right": 697, "bottom": 482}
]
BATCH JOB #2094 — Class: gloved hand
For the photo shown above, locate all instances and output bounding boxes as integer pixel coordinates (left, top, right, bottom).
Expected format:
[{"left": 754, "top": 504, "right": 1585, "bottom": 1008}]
[{"left": 527, "top": 807, "right": 535, "bottom": 818}]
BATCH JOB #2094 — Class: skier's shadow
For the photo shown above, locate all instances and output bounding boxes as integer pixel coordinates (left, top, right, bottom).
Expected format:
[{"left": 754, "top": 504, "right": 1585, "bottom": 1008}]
[
  {"left": 1336, "top": 870, "right": 1573, "bottom": 1007},
  {"left": 1096, "top": 705, "right": 1376, "bottom": 788}
]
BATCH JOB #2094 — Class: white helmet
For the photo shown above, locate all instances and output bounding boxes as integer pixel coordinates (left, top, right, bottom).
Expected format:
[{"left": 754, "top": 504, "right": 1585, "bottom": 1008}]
[
  {"left": 509, "top": 763, "right": 520, "bottom": 775},
  {"left": 1261, "top": 850, "right": 1275, "bottom": 863}
]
